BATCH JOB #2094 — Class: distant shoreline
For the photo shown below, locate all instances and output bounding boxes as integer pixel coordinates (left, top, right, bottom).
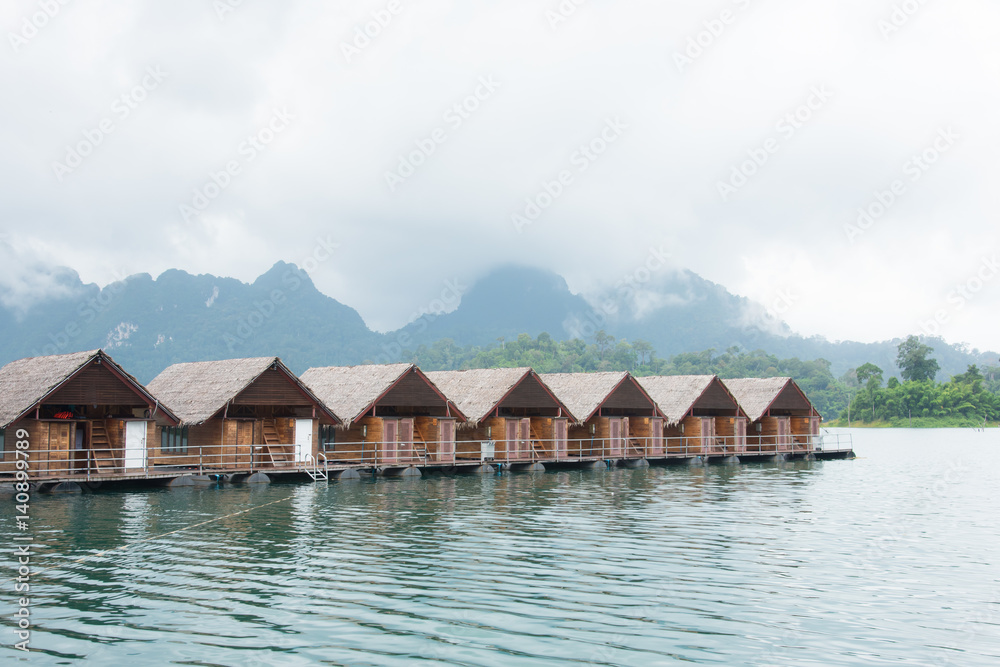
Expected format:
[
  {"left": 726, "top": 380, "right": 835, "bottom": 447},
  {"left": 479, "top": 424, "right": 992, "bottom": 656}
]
[{"left": 824, "top": 419, "right": 998, "bottom": 429}]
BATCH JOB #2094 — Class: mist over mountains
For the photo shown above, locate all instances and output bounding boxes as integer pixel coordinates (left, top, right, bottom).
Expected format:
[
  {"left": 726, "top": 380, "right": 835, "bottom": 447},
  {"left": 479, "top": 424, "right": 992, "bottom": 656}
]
[{"left": 1, "top": 260, "right": 993, "bottom": 384}]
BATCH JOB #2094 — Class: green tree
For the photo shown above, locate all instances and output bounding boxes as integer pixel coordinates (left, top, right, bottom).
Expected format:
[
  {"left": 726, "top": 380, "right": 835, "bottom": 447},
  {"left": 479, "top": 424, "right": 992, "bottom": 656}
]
[
  {"left": 856, "top": 362, "right": 884, "bottom": 390},
  {"left": 594, "top": 330, "right": 614, "bottom": 360},
  {"left": 633, "top": 339, "right": 654, "bottom": 367},
  {"left": 896, "top": 335, "right": 940, "bottom": 382},
  {"left": 953, "top": 364, "right": 983, "bottom": 385}
]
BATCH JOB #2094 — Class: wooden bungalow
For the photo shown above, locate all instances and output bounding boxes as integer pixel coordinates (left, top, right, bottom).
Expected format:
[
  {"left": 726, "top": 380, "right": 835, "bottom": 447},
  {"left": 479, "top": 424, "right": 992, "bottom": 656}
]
[
  {"left": 538, "top": 372, "right": 665, "bottom": 460},
  {"left": 636, "top": 375, "right": 749, "bottom": 457},
  {"left": 300, "top": 364, "right": 466, "bottom": 467},
  {"left": 147, "top": 357, "right": 340, "bottom": 470},
  {"left": 0, "top": 349, "right": 179, "bottom": 480},
  {"left": 425, "top": 368, "right": 576, "bottom": 464},
  {"left": 722, "top": 377, "right": 821, "bottom": 454}
]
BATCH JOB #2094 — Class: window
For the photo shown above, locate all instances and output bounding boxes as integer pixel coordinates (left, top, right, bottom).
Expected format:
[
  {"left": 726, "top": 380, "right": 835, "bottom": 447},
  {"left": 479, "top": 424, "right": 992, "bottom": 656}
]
[
  {"left": 320, "top": 425, "right": 337, "bottom": 451},
  {"left": 0, "top": 428, "right": 5, "bottom": 454},
  {"left": 161, "top": 426, "right": 189, "bottom": 454}
]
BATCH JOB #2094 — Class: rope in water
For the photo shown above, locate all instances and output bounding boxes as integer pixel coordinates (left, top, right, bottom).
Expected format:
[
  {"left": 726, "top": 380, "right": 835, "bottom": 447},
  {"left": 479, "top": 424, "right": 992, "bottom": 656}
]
[{"left": 9, "top": 493, "right": 297, "bottom": 582}]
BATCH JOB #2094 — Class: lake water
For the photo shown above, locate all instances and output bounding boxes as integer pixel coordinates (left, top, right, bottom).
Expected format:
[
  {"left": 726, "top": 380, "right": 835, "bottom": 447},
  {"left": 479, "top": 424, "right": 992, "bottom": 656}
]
[{"left": 3, "top": 428, "right": 1000, "bottom": 665}]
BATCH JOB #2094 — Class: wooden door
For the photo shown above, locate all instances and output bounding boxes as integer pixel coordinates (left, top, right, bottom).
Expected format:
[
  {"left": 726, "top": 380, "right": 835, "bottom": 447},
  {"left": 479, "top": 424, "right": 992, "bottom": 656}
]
[
  {"left": 735, "top": 418, "right": 747, "bottom": 453},
  {"left": 236, "top": 421, "right": 255, "bottom": 465},
  {"left": 47, "top": 422, "right": 72, "bottom": 475},
  {"left": 383, "top": 420, "right": 398, "bottom": 464},
  {"left": 777, "top": 417, "right": 791, "bottom": 449},
  {"left": 554, "top": 419, "right": 567, "bottom": 459},
  {"left": 399, "top": 418, "right": 414, "bottom": 462},
  {"left": 505, "top": 419, "right": 518, "bottom": 461},
  {"left": 608, "top": 418, "right": 622, "bottom": 457},
  {"left": 439, "top": 420, "right": 455, "bottom": 463},
  {"left": 701, "top": 418, "right": 715, "bottom": 453},
  {"left": 649, "top": 418, "right": 664, "bottom": 456}
]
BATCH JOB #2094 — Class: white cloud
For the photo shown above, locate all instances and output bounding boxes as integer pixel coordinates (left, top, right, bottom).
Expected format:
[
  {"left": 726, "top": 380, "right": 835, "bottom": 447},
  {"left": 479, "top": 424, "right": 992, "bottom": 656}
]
[{"left": 1, "top": 0, "right": 998, "bottom": 349}]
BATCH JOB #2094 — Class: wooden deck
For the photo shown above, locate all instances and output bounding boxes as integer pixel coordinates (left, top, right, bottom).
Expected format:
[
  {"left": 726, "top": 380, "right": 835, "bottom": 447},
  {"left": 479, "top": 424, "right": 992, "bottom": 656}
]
[{"left": 3, "top": 434, "right": 854, "bottom": 490}]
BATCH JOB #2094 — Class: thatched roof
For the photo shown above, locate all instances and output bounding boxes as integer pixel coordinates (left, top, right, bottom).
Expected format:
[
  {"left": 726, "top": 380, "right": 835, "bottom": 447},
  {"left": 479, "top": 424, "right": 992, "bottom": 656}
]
[
  {"left": 301, "top": 363, "right": 465, "bottom": 426},
  {"left": 636, "top": 375, "right": 727, "bottom": 426},
  {"left": 0, "top": 349, "right": 177, "bottom": 428},
  {"left": 722, "top": 377, "right": 815, "bottom": 421},
  {"left": 148, "top": 357, "right": 337, "bottom": 425},
  {"left": 425, "top": 368, "right": 575, "bottom": 424},
  {"left": 538, "top": 371, "right": 660, "bottom": 423},
  {"left": 636, "top": 375, "right": 740, "bottom": 426}
]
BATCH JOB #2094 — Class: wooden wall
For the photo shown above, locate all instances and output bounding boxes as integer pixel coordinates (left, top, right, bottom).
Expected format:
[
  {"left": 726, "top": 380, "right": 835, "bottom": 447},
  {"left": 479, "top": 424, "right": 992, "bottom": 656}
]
[
  {"left": 715, "top": 417, "right": 748, "bottom": 453},
  {"left": 46, "top": 363, "right": 151, "bottom": 408},
  {"left": 414, "top": 417, "right": 456, "bottom": 463},
  {"left": 1, "top": 418, "right": 159, "bottom": 478},
  {"left": 566, "top": 417, "right": 631, "bottom": 458},
  {"left": 455, "top": 419, "right": 493, "bottom": 461},
  {"left": 751, "top": 416, "right": 792, "bottom": 452},
  {"left": 629, "top": 417, "right": 664, "bottom": 456}
]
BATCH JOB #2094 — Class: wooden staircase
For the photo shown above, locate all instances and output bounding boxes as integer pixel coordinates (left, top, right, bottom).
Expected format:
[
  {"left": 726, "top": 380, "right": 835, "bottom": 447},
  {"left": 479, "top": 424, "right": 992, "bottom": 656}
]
[
  {"left": 259, "top": 419, "right": 294, "bottom": 465},
  {"left": 627, "top": 438, "right": 645, "bottom": 458},
  {"left": 529, "top": 425, "right": 546, "bottom": 460},
  {"left": 410, "top": 429, "right": 427, "bottom": 463},
  {"left": 87, "top": 421, "right": 117, "bottom": 471}
]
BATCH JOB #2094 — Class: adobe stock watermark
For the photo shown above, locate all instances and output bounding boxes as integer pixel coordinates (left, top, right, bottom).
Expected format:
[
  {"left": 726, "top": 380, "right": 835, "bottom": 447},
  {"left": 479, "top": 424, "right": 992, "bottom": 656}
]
[
  {"left": 213, "top": 0, "right": 246, "bottom": 22},
  {"left": 918, "top": 253, "right": 997, "bottom": 338},
  {"left": 673, "top": 0, "right": 753, "bottom": 73},
  {"left": 384, "top": 76, "right": 500, "bottom": 192},
  {"left": 8, "top": 0, "right": 73, "bottom": 53},
  {"left": 340, "top": 0, "right": 404, "bottom": 63},
  {"left": 766, "top": 286, "right": 798, "bottom": 321},
  {"left": 878, "top": 0, "right": 930, "bottom": 40},
  {"left": 717, "top": 85, "right": 833, "bottom": 201},
  {"left": 734, "top": 287, "right": 799, "bottom": 349},
  {"left": 51, "top": 66, "right": 168, "bottom": 182},
  {"left": 546, "top": 0, "right": 588, "bottom": 30},
  {"left": 851, "top": 457, "right": 968, "bottom": 571},
  {"left": 370, "top": 278, "right": 468, "bottom": 363},
  {"left": 844, "top": 127, "right": 958, "bottom": 244},
  {"left": 566, "top": 245, "right": 670, "bottom": 339},
  {"left": 512, "top": 117, "right": 628, "bottom": 233},
  {"left": 32, "top": 267, "right": 131, "bottom": 357},
  {"left": 586, "top": 634, "right": 627, "bottom": 666},
  {"left": 178, "top": 107, "right": 294, "bottom": 223},
  {"left": 931, "top": 587, "right": 1000, "bottom": 666},
  {"left": 223, "top": 235, "right": 339, "bottom": 352},
  {"left": 11, "top": 427, "right": 32, "bottom": 652}
]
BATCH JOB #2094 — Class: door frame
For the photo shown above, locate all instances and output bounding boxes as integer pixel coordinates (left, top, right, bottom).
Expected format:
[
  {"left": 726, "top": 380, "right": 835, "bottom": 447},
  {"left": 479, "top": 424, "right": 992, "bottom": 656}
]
[{"left": 124, "top": 420, "right": 148, "bottom": 470}]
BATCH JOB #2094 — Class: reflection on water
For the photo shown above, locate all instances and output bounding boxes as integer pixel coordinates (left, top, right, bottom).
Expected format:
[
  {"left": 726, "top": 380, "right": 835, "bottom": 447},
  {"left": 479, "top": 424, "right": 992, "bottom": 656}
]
[{"left": 3, "top": 428, "right": 1000, "bottom": 665}]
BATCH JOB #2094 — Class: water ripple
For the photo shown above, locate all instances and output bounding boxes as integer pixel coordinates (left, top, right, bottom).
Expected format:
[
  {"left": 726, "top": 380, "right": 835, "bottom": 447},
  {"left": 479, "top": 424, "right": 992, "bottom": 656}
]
[{"left": 4, "top": 429, "right": 1000, "bottom": 665}]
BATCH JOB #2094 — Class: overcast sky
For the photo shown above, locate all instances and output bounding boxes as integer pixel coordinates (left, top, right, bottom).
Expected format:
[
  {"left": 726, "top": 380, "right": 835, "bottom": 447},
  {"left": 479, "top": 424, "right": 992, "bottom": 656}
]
[{"left": 1, "top": 1, "right": 997, "bottom": 351}]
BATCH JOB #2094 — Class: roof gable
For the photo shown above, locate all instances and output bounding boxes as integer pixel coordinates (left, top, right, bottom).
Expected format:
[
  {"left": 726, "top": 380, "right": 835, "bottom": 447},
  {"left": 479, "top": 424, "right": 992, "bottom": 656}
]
[
  {"left": 636, "top": 375, "right": 744, "bottom": 425},
  {"left": 722, "top": 377, "right": 815, "bottom": 421},
  {"left": 301, "top": 364, "right": 463, "bottom": 425},
  {"left": 0, "top": 349, "right": 177, "bottom": 427},
  {"left": 425, "top": 368, "right": 573, "bottom": 424},
  {"left": 148, "top": 357, "right": 337, "bottom": 425},
  {"left": 538, "top": 372, "right": 661, "bottom": 423}
]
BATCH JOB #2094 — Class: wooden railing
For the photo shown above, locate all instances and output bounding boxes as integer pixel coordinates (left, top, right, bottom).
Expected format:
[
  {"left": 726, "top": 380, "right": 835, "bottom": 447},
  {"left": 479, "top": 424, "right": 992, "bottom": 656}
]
[{"left": 3, "top": 433, "right": 854, "bottom": 482}]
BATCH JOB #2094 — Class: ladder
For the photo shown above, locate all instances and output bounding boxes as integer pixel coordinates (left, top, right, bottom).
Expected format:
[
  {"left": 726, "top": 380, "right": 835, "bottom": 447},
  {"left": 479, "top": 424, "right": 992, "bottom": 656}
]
[
  {"left": 88, "top": 421, "right": 117, "bottom": 471},
  {"left": 529, "top": 424, "right": 546, "bottom": 460},
  {"left": 305, "top": 453, "right": 328, "bottom": 481},
  {"left": 410, "top": 429, "right": 428, "bottom": 463},
  {"left": 627, "top": 438, "right": 645, "bottom": 458},
  {"left": 260, "top": 419, "right": 293, "bottom": 465}
]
